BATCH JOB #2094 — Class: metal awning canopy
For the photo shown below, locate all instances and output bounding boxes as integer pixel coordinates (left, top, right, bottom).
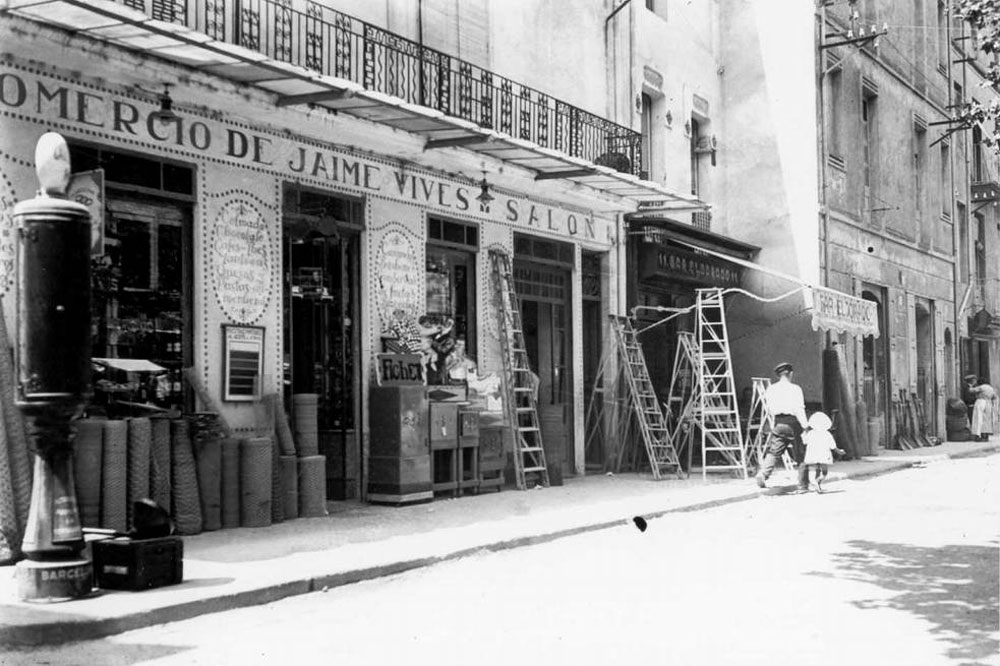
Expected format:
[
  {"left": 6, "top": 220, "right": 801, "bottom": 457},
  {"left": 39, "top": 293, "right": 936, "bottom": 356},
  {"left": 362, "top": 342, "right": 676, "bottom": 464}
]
[{"left": 6, "top": 0, "right": 706, "bottom": 211}]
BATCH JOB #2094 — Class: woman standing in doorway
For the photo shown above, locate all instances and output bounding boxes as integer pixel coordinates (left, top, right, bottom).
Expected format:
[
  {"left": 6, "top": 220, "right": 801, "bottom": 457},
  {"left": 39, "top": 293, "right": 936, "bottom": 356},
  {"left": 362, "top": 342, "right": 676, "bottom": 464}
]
[{"left": 964, "top": 375, "right": 997, "bottom": 442}]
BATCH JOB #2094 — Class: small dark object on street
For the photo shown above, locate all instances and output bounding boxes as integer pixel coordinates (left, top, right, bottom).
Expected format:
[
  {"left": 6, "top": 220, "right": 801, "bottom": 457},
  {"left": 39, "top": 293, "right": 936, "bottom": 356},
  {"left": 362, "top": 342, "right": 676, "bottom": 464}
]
[
  {"left": 632, "top": 516, "right": 647, "bottom": 532},
  {"left": 131, "top": 498, "right": 174, "bottom": 540}
]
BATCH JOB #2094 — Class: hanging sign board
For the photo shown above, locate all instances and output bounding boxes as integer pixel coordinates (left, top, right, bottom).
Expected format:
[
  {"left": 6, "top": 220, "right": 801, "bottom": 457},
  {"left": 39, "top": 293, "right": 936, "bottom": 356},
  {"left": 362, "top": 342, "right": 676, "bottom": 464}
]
[
  {"left": 376, "top": 353, "right": 425, "bottom": 386},
  {"left": 222, "top": 325, "right": 265, "bottom": 401},
  {"left": 806, "top": 287, "right": 880, "bottom": 338}
]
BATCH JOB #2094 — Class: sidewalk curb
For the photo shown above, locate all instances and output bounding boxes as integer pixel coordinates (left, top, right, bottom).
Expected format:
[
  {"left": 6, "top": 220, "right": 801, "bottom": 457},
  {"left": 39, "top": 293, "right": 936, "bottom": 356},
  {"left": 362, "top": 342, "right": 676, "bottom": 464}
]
[{"left": 3, "top": 446, "right": 996, "bottom": 647}]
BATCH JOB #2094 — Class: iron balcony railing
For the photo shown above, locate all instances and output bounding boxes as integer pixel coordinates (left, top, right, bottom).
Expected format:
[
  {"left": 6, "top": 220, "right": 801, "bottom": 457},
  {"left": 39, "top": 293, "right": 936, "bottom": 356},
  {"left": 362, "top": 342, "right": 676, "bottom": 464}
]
[{"left": 116, "top": 0, "right": 642, "bottom": 175}]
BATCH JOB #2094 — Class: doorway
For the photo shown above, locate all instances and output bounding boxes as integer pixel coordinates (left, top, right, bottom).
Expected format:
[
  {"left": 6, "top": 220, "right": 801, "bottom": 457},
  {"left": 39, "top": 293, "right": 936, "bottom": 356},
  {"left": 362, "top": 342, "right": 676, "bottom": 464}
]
[
  {"left": 862, "top": 286, "right": 889, "bottom": 447},
  {"left": 513, "top": 234, "right": 574, "bottom": 482},
  {"left": 581, "top": 251, "right": 604, "bottom": 471},
  {"left": 915, "top": 299, "right": 936, "bottom": 434},
  {"left": 282, "top": 185, "right": 363, "bottom": 500}
]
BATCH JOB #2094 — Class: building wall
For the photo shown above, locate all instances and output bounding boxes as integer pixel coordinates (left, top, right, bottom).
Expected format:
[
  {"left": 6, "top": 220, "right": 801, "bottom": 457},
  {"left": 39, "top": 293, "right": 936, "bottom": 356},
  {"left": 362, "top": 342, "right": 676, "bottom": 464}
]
[
  {"left": 0, "top": 15, "right": 622, "bottom": 487},
  {"left": 816, "top": 2, "right": 969, "bottom": 437}
]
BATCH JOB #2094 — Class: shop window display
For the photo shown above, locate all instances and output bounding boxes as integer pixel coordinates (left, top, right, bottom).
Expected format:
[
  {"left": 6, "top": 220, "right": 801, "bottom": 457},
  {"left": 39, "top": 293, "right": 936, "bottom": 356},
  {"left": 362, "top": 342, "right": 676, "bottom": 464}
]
[{"left": 70, "top": 143, "right": 194, "bottom": 415}]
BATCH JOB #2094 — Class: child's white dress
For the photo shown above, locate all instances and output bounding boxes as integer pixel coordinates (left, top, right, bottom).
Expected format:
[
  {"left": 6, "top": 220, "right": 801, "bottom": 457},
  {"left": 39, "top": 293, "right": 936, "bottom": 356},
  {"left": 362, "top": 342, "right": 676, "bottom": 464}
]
[{"left": 803, "top": 411, "right": 837, "bottom": 465}]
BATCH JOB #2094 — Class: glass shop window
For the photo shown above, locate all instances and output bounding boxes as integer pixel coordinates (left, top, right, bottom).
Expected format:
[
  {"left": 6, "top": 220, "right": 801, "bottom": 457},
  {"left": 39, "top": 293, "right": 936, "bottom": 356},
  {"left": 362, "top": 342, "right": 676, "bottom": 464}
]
[
  {"left": 70, "top": 142, "right": 194, "bottom": 413},
  {"left": 424, "top": 218, "right": 478, "bottom": 385}
]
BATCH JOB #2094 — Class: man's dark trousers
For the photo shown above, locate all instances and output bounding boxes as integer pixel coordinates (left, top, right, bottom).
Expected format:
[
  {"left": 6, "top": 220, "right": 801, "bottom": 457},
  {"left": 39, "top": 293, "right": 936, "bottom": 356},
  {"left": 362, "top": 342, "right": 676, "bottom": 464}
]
[{"left": 770, "top": 414, "right": 809, "bottom": 490}]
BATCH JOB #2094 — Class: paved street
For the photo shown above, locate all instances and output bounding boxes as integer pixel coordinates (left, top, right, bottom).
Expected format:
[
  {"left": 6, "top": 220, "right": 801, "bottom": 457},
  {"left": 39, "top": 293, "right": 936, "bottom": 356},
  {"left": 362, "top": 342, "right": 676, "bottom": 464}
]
[{"left": 4, "top": 455, "right": 999, "bottom": 666}]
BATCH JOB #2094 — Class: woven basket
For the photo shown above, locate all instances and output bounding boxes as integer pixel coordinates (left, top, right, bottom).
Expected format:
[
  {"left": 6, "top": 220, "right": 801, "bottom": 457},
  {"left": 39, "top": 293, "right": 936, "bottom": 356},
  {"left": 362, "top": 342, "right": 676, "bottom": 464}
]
[
  {"left": 73, "top": 418, "right": 105, "bottom": 528},
  {"left": 101, "top": 420, "right": 128, "bottom": 533},
  {"left": 239, "top": 437, "right": 272, "bottom": 527},
  {"left": 297, "top": 455, "right": 327, "bottom": 518},
  {"left": 170, "top": 419, "right": 203, "bottom": 535}
]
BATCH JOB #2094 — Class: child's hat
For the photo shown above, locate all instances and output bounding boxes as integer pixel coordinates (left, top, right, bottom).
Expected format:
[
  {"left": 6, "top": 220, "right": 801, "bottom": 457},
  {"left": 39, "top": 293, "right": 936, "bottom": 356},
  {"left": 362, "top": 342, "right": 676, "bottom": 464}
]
[{"left": 808, "top": 411, "right": 832, "bottom": 431}]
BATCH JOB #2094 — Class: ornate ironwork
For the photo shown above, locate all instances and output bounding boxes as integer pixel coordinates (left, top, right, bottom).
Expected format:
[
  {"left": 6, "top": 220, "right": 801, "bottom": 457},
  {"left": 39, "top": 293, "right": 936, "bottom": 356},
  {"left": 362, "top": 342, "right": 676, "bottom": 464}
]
[
  {"left": 305, "top": 2, "right": 325, "bottom": 73},
  {"left": 273, "top": 0, "right": 292, "bottom": 63},
  {"left": 499, "top": 80, "right": 513, "bottom": 135},
  {"left": 333, "top": 13, "right": 351, "bottom": 78},
  {"left": 107, "top": 0, "right": 642, "bottom": 176},
  {"left": 238, "top": 1, "right": 259, "bottom": 51},
  {"left": 151, "top": 0, "right": 185, "bottom": 24},
  {"left": 457, "top": 62, "right": 473, "bottom": 121}
]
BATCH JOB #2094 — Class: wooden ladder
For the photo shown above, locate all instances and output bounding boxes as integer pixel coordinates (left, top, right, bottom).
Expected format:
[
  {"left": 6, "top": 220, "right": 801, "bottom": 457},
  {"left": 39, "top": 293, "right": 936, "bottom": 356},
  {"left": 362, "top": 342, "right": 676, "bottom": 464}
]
[
  {"left": 489, "top": 250, "right": 549, "bottom": 490},
  {"left": 695, "top": 288, "right": 747, "bottom": 479},
  {"left": 609, "top": 315, "right": 685, "bottom": 480}
]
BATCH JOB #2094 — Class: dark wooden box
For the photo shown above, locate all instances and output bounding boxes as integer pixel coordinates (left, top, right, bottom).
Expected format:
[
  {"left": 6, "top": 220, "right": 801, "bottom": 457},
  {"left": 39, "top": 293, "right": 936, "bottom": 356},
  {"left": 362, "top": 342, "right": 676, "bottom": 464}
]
[{"left": 92, "top": 536, "right": 184, "bottom": 591}]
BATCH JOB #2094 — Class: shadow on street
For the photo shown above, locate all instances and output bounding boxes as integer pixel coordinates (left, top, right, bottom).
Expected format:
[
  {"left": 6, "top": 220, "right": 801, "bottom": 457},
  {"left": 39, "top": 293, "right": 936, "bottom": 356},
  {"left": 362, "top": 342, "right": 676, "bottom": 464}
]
[{"left": 817, "top": 539, "right": 1000, "bottom": 665}]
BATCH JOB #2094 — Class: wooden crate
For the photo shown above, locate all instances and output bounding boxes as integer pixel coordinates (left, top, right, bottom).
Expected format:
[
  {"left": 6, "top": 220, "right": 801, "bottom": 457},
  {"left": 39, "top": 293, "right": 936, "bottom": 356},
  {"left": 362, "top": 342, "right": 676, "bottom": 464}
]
[{"left": 92, "top": 536, "right": 183, "bottom": 591}]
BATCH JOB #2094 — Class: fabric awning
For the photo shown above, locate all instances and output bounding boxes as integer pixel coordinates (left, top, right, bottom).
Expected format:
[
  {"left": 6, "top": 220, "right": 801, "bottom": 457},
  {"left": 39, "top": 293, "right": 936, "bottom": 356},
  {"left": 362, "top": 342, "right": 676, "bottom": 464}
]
[{"left": 803, "top": 287, "right": 880, "bottom": 339}]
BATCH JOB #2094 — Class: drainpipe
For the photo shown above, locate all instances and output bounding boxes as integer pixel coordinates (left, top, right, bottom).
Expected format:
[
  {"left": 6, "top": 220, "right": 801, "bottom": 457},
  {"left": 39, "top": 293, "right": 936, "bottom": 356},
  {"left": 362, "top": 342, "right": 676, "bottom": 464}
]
[
  {"left": 604, "top": 0, "right": 636, "bottom": 124},
  {"left": 816, "top": 3, "right": 831, "bottom": 329}
]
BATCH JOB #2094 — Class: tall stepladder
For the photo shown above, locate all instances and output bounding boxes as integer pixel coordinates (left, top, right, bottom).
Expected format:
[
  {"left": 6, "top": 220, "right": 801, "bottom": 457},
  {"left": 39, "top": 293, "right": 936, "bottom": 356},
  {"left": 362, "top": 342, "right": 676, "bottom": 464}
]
[{"left": 489, "top": 250, "right": 549, "bottom": 490}]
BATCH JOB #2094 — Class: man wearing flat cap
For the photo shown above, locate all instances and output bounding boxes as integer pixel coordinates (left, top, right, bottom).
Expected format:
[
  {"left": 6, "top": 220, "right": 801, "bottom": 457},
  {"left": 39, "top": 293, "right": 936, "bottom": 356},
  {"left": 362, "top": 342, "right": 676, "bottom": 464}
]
[{"left": 758, "top": 362, "right": 810, "bottom": 490}]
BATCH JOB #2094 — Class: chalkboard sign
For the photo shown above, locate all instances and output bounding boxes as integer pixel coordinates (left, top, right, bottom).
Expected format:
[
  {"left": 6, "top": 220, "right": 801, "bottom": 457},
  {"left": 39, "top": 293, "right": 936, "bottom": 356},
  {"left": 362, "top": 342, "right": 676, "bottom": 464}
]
[{"left": 222, "top": 325, "right": 265, "bottom": 401}]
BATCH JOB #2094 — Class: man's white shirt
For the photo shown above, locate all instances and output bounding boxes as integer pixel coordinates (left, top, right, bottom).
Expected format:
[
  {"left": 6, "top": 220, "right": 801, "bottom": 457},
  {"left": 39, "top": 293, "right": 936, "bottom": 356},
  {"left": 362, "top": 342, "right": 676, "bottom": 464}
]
[{"left": 764, "top": 380, "right": 808, "bottom": 428}]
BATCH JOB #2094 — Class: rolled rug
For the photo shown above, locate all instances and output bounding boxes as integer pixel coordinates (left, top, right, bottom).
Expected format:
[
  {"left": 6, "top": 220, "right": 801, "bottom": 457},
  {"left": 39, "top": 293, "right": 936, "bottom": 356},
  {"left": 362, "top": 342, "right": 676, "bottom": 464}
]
[
  {"left": 270, "top": 435, "right": 284, "bottom": 524},
  {"left": 292, "top": 394, "right": 319, "bottom": 457},
  {"left": 280, "top": 455, "right": 299, "bottom": 520},
  {"left": 101, "top": 419, "right": 128, "bottom": 533},
  {"left": 220, "top": 437, "right": 241, "bottom": 529},
  {"left": 170, "top": 419, "right": 203, "bottom": 535},
  {"left": 149, "top": 417, "right": 172, "bottom": 512},
  {"left": 194, "top": 436, "right": 222, "bottom": 531},
  {"left": 272, "top": 395, "right": 296, "bottom": 457},
  {"left": 239, "top": 437, "right": 272, "bottom": 527},
  {"left": 73, "top": 418, "right": 104, "bottom": 529},
  {"left": 297, "top": 455, "right": 327, "bottom": 518},
  {"left": 126, "top": 418, "right": 152, "bottom": 529}
]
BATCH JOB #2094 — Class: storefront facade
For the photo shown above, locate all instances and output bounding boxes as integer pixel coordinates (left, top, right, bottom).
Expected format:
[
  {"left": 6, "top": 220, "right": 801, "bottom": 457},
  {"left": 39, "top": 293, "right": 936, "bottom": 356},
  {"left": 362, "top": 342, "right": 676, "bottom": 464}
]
[{"left": 0, "top": 18, "right": 626, "bottom": 503}]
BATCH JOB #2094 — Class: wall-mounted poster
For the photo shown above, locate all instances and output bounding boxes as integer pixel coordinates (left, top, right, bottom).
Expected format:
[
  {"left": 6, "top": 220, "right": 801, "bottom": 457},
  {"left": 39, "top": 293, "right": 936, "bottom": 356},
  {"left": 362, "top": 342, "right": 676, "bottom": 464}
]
[
  {"left": 67, "top": 169, "right": 105, "bottom": 256},
  {"left": 222, "top": 324, "right": 265, "bottom": 401}
]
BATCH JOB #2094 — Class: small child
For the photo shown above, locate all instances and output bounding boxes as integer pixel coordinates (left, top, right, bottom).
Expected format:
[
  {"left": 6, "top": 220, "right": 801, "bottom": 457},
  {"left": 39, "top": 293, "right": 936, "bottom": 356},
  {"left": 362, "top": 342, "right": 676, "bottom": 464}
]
[{"left": 802, "top": 411, "right": 845, "bottom": 493}]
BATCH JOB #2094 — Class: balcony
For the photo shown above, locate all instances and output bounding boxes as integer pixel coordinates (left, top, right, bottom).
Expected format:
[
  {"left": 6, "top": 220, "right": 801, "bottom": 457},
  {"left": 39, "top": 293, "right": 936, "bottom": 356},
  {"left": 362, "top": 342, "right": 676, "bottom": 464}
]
[
  {"left": 5, "top": 0, "right": 703, "bottom": 208},
  {"left": 971, "top": 143, "right": 1000, "bottom": 203}
]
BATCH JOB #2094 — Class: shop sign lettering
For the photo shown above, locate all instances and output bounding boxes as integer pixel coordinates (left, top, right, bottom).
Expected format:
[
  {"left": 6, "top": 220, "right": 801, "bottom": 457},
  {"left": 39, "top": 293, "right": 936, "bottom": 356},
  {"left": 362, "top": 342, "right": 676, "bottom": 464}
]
[
  {"left": 377, "top": 353, "right": 425, "bottom": 386},
  {"left": 210, "top": 198, "right": 272, "bottom": 324},
  {"left": 0, "top": 66, "right": 615, "bottom": 246},
  {"left": 376, "top": 229, "right": 422, "bottom": 326},
  {"left": 640, "top": 245, "right": 741, "bottom": 287},
  {"left": 809, "top": 287, "right": 880, "bottom": 338}
]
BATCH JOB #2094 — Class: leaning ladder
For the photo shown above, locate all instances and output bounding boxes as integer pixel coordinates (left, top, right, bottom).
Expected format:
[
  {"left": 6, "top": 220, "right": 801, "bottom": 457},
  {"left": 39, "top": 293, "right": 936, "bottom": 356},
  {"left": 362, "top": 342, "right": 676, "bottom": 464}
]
[
  {"left": 664, "top": 331, "right": 699, "bottom": 471},
  {"left": 695, "top": 288, "right": 747, "bottom": 479},
  {"left": 609, "top": 315, "right": 685, "bottom": 480},
  {"left": 489, "top": 250, "right": 549, "bottom": 490}
]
